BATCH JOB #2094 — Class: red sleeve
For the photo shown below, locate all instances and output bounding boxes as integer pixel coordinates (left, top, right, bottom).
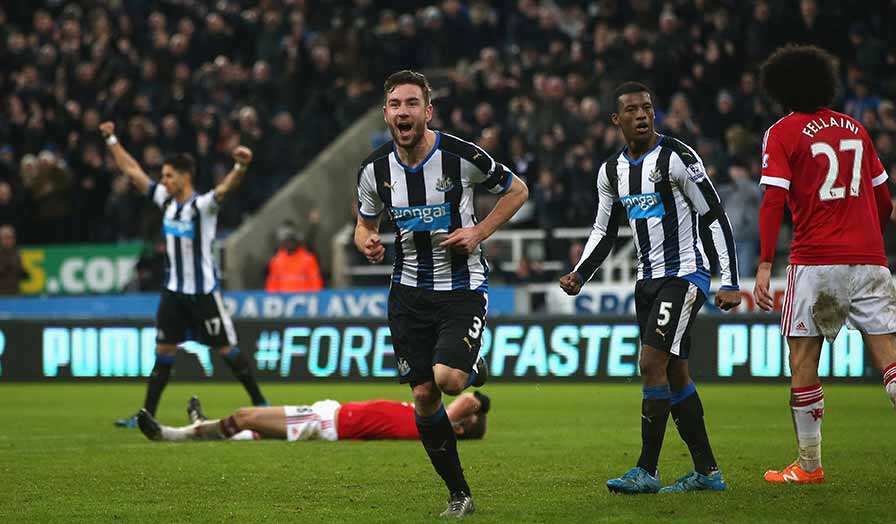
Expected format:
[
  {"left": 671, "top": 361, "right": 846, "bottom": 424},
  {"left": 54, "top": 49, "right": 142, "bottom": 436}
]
[
  {"left": 874, "top": 182, "right": 893, "bottom": 233},
  {"left": 759, "top": 186, "right": 788, "bottom": 263},
  {"left": 760, "top": 126, "right": 793, "bottom": 190}
]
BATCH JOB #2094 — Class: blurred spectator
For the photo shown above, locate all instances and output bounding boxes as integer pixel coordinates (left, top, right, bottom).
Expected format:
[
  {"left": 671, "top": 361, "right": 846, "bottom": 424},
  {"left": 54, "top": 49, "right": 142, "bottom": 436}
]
[
  {"left": 0, "top": 180, "right": 24, "bottom": 234},
  {"left": 265, "top": 222, "right": 323, "bottom": 293},
  {"left": 132, "top": 237, "right": 167, "bottom": 292},
  {"left": 0, "top": 224, "right": 25, "bottom": 294},
  {"left": 24, "top": 151, "right": 72, "bottom": 244},
  {"left": 717, "top": 163, "right": 763, "bottom": 278}
]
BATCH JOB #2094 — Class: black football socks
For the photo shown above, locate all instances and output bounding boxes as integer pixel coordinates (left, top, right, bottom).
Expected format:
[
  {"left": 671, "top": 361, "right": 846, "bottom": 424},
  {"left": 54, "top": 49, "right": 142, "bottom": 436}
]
[
  {"left": 221, "top": 347, "right": 267, "bottom": 406},
  {"left": 416, "top": 404, "right": 471, "bottom": 496},
  {"left": 671, "top": 382, "right": 719, "bottom": 475},
  {"left": 637, "top": 384, "right": 672, "bottom": 477},
  {"left": 143, "top": 353, "right": 175, "bottom": 416}
]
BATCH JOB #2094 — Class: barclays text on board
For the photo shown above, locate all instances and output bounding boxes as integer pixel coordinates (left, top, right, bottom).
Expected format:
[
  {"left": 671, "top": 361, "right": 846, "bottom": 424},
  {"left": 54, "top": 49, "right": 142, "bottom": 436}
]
[{"left": 0, "top": 317, "right": 874, "bottom": 381}]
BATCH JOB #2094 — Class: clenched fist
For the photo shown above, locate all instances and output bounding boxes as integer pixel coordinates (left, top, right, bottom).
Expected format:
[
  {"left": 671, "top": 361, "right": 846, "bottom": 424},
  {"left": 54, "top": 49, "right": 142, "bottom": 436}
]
[
  {"left": 232, "top": 146, "right": 253, "bottom": 166},
  {"left": 99, "top": 121, "right": 115, "bottom": 138},
  {"left": 558, "top": 271, "right": 584, "bottom": 296}
]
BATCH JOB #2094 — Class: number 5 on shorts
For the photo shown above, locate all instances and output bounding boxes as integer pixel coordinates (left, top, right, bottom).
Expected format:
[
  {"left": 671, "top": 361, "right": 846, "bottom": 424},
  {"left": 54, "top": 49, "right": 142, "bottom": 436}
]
[{"left": 657, "top": 301, "right": 673, "bottom": 327}]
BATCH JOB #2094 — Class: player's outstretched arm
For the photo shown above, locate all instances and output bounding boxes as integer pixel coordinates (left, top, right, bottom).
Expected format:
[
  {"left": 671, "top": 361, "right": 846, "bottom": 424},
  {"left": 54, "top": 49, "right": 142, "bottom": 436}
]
[
  {"left": 213, "top": 146, "right": 252, "bottom": 201},
  {"left": 354, "top": 214, "right": 384, "bottom": 264},
  {"left": 440, "top": 175, "right": 528, "bottom": 256},
  {"left": 99, "top": 121, "right": 152, "bottom": 194}
]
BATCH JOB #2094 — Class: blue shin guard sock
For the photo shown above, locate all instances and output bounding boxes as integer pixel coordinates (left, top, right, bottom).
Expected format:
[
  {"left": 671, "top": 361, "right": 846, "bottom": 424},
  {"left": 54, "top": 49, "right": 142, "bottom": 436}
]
[{"left": 637, "top": 384, "right": 672, "bottom": 476}]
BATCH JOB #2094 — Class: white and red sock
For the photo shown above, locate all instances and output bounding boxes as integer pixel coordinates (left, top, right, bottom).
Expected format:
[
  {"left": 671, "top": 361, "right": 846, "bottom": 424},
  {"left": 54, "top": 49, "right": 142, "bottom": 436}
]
[
  {"left": 791, "top": 383, "right": 824, "bottom": 473},
  {"left": 883, "top": 363, "right": 896, "bottom": 408}
]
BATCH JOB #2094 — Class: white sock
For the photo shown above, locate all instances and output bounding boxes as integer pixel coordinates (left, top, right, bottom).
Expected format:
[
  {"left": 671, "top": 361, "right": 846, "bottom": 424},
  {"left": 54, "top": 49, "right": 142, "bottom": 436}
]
[
  {"left": 159, "top": 422, "right": 200, "bottom": 441},
  {"left": 791, "top": 384, "right": 824, "bottom": 472}
]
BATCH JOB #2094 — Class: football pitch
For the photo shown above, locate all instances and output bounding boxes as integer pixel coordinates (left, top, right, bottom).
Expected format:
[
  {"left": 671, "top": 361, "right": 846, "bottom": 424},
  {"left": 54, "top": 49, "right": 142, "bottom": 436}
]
[{"left": 2, "top": 383, "right": 894, "bottom": 524}]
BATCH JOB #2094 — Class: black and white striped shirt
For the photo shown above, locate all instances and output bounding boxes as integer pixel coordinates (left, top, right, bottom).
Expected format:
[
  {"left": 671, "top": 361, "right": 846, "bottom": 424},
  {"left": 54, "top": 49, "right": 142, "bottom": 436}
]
[
  {"left": 357, "top": 131, "right": 513, "bottom": 291},
  {"left": 574, "top": 135, "right": 738, "bottom": 296},
  {"left": 148, "top": 182, "right": 221, "bottom": 295}
]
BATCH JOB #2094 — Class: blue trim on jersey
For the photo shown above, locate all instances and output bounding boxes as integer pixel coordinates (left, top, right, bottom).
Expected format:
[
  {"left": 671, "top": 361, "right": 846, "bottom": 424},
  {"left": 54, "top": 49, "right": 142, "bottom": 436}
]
[
  {"left": 392, "top": 131, "right": 441, "bottom": 173},
  {"left": 623, "top": 135, "right": 664, "bottom": 165},
  {"left": 643, "top": 384, "right": 672, "bottom": 400},
  {"left": 670, "top": 382, "right": 697, "bottom": 406},
  {"left": 681, "top": 269, "right": 711, "bottom": 298},
  {"left": 497, "top": 170, "right": 514, "bottom": 194},
  {"left": 146, "top": 181, "right": 157, "bottom": 198},
  {"left": 720, "top": 285, "right": 740, "bottom": 291}
]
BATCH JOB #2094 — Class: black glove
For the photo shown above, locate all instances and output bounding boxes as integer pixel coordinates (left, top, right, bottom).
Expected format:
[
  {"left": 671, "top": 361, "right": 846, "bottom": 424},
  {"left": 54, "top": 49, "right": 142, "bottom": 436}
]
[{"left": 473, "top": 391, "right": 490, "bottom": 414}]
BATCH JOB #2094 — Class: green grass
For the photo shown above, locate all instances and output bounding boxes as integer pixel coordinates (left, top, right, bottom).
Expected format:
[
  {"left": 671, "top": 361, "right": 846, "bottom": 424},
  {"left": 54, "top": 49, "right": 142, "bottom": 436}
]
[{"left": 2, "top": 383, "right": 895, "bottom": 523}]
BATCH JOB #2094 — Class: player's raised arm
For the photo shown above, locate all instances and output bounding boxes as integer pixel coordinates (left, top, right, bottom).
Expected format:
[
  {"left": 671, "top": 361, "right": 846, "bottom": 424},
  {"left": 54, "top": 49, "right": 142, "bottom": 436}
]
[
  {"left": 213, "top": 146, "right": 252, "bottom": 202},
  {"left": 99, "top": 121, "right": 152, "bottom": 194},
  {"left": 560, "top": 164, "right": 624, "bottom": 296}
]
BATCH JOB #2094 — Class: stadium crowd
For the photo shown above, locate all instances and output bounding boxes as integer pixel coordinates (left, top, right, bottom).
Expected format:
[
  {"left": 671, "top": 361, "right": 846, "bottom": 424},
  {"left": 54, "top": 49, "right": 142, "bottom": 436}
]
[{"left": 2, "top": 1, "right": 896, "bottom": 287}]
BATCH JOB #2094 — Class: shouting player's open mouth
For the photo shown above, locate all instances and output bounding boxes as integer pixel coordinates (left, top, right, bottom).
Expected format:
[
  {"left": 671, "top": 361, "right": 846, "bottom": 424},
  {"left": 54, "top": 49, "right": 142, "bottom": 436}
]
[
  {"left": 396, "top": 121, "right": 414, "bottom": 140},
  {"left": 634, "top": 122, "right": 650, "bottom": 135}
]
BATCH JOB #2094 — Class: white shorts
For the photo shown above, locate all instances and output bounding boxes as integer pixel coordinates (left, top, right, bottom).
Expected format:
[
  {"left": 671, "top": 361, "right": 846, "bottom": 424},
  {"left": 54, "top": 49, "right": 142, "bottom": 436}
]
[
  {"left": 284, "top": 400, "right": 340, "bottom": 442},
  {"left": 781, "top": 264, "right": 896, "bottom": 341}
]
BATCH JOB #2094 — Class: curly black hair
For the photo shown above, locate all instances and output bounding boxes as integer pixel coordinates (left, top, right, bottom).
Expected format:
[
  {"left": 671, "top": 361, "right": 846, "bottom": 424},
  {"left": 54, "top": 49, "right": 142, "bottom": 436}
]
[{"left": 760, "top": 44, "right": 838, "bottom": 113}]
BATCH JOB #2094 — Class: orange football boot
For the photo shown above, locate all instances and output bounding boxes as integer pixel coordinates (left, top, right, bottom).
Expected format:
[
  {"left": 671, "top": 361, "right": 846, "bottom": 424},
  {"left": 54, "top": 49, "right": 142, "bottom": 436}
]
[{"left": 764, "top": 462, "right": 825, "bottom": 484}]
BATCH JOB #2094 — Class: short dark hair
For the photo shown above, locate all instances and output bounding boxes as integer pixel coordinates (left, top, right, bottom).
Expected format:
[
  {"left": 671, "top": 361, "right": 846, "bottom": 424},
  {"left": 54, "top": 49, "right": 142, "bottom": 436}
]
[
  {"left": 612, "top": 81, "right": 654, "bottom": 111},
  {"left": 457, "top": 413, "right": 487, "bottom": 440},
  {"left": 384, "top": 70, "right": 432, "bottom": 106},
  {"left": 163, "top": 153, "right": 196, "bottom": 177},
  {"left": 760, "top": 44, "right": 838, "bottom": 113}
]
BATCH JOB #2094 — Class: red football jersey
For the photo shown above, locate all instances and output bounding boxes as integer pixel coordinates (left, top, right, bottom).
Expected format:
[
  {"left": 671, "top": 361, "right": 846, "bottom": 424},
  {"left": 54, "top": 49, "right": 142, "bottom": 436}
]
[
  {"left": 336, "top": 400, "right": 419, "bottom": 440},
  {"left": 760, "top": 109, "right": 889, "bottom": 265}
]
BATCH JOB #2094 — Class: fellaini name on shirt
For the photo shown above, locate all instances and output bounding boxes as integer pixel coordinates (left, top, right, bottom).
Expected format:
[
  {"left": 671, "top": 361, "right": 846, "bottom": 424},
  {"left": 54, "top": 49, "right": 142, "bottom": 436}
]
[{"left": 802, "top": 116, "right": 860, "bottom": 138}]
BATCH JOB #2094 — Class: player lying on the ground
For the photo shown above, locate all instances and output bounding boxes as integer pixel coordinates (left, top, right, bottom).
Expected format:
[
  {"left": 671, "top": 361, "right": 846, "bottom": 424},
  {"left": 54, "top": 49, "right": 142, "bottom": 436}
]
[{"left": 137, "top": 391, "right": 490, "bottom": 442}]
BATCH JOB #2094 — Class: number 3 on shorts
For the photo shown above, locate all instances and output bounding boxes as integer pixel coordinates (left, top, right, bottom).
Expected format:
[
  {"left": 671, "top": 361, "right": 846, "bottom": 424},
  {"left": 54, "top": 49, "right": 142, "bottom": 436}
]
[
  {"left": 657, "top": 301, "right": 673, "bottom": 327},
  {"left": 468, "top": 316, "right": 483, "bottom": 340}
]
